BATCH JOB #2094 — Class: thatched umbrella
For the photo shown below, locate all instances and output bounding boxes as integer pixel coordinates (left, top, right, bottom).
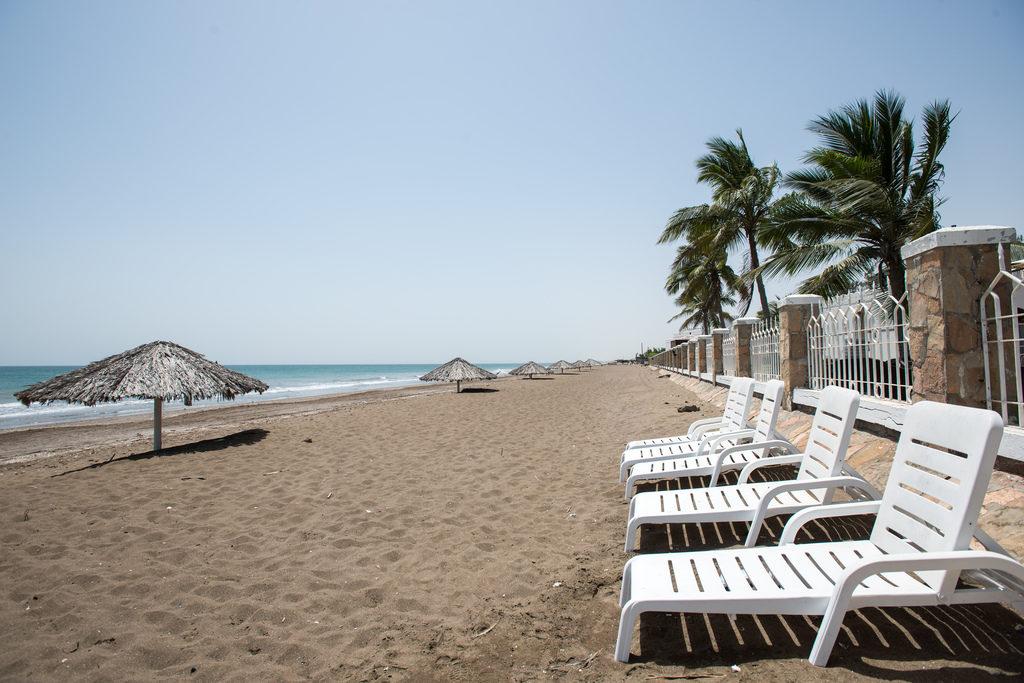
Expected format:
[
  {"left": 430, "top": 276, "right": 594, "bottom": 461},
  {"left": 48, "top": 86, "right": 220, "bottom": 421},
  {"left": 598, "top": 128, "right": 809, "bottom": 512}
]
[
  {"left": 509, "top": 361, "right": 549, "bottom": 379},
  {"left": 420, "top": 357, "right": 497, "bottom": 393},
  {"left": 571, "top": 360, "right": 587, "bottom": 371},
  {"left": 549, "top": 360, "right": 572, "bottom": 374},
  {"left": 586, "top": 358, "right": 602, "bottom": 367},
  {"left": 15, "top": 341, "right": 268, "bottom": 451}
]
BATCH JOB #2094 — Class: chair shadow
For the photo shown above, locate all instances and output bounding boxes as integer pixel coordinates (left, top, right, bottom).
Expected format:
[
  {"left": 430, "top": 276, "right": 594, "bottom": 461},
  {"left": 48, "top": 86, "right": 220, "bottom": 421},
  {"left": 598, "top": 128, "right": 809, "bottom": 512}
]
[
  {"left": 460, "top": 387, "right": 499, "bottom": 393},
  {"left": 52, "top": 428, "right": 270, "bottom": 477},
  {"left": 629, "top": 468, "right": 1024, "bottom": 677}
]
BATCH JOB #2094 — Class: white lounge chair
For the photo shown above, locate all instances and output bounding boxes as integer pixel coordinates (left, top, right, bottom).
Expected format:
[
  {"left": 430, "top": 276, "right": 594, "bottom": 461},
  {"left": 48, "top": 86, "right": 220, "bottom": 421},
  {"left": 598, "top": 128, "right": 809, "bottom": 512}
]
[
  {"left": 620, "top": 380, "right": 786, "bottom": 487},
  {"left": 624, "top": 386, "right": 873, "bottom": 548},
  {"left": 624, "top": 378, "right": 756, "bottom": 451},
  {"left": 615, "top": 400, "right": 1024, "bottom": 667}
]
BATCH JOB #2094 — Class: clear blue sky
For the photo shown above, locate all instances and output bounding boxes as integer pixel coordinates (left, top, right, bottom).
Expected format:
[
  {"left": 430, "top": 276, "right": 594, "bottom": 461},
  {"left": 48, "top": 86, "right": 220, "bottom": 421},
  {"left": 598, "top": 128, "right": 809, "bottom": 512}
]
[{"left": 1, "top": 1, "right": 1021, "bottom": 364}]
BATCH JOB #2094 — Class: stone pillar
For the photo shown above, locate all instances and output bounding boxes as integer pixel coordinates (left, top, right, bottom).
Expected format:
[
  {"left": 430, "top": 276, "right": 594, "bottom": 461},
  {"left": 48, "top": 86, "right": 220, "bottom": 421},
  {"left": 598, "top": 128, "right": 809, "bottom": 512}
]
[
  {"left": 779, "top": 294, "right": 823, "bottom": 408},
  {"left": 697, "top": 335, "right": 710, "bottom": 379},
  {"left": 902, "top": 225, "right": 1018, "bottom": 408},
  {"left": 711, "top": 328, "right": 727, "bottom": 381},
  {"left": 732, "top": 317, "right": 758, "bottom": 378},
  {"left": 687, "top": 340, "right": 697, "bottom": 374}
]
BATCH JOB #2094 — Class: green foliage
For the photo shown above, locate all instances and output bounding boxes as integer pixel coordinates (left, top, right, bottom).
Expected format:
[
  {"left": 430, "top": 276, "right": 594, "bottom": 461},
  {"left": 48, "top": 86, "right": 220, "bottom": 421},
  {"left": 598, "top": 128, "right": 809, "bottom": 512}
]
[
  {"left": 659, "top": 130, "right": 777, "bottom": 326},
  {"left": 758, "top": 90, "right": 955, "bottom": 299}
]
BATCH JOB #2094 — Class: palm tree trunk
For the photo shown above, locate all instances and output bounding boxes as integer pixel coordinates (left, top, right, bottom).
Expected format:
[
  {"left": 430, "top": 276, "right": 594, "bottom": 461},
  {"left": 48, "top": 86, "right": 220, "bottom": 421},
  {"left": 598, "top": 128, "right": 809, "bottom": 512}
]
[
  {"left": 746, "top": 228, "right": 770, "bottom": 317},
  {"left": 886, "top": 256, "right": 907, "bottom": 301}
]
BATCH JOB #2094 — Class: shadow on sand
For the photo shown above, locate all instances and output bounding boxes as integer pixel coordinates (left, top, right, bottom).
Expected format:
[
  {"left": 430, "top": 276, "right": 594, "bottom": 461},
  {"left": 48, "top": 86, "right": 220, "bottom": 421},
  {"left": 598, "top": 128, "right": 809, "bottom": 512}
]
[
  {"left": 52, "top": 428, "right": 269, "bottom": 477},
  {"left": 626, "top": 468, "right": 1024, "bottom": 677},
  {"left": 459, "top": 387, "right": 499, "bottom": 393}
]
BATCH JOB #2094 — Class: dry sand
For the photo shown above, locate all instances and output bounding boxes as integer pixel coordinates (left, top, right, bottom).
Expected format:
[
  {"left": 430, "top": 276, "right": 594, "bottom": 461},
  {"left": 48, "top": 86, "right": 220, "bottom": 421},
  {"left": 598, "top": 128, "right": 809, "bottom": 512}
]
[{"left": 1, "top": 365, "right": 1022, "bottom": 681}]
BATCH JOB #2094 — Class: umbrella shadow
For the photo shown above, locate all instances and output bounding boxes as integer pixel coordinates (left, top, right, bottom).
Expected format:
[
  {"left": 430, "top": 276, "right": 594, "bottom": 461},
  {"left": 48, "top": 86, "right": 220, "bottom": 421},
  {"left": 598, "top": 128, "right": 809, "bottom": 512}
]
[
  {"left": 459, "top": 387, "right": 500, "bottom": 393},
  {"left": 52, "top": 428, "right": 269, "bottom": 477}
]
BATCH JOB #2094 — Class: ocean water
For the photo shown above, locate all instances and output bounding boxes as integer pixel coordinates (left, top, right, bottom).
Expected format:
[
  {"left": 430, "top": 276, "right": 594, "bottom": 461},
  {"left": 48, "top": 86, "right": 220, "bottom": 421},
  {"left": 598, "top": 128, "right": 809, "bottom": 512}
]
[{"left": 0, "top": 363, "right": 516, "bottom": 430}]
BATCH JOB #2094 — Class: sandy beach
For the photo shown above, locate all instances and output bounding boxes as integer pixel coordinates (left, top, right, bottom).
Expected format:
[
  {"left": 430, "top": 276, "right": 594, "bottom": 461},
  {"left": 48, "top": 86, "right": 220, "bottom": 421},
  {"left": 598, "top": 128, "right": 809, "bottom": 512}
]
[{"left": 1, "top": 365, "right": 1022, "bottom": 681}]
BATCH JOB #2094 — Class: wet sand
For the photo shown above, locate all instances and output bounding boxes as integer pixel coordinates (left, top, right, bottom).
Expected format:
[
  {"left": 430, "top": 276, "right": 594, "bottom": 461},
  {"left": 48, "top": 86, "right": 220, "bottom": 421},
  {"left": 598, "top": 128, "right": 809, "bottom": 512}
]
[{"left": 1, "top": 365, "right": 1021, "bottom": 681}]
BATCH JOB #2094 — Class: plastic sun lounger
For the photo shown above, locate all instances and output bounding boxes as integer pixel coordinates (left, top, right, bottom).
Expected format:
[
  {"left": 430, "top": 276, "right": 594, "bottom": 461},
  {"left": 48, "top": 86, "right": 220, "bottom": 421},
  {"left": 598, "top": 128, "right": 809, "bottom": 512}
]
[
  {"left": 624, "top": 386, "right": 873, "bottom": 549},
  {"left": 615, "top": 400, "right": 1024, "bottom": 667},
  {"left": 620, "top": 380, "right": 786, "bottom": 489},
  {"left": 623, "top": 377, "right": 756, "bottom": 451}
]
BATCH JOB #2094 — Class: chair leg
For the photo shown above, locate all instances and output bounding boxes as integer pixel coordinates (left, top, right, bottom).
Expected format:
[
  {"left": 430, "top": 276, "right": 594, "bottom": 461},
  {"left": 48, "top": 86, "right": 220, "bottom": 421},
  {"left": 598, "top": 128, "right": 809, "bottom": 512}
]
[
  {"left": 615, "top": 602, "right": 641, "bottom": 662},
  {"left": 625, "top": 520, "right": 640, "bottom": 552},
  {"left": 808, "top": 600, "right": 849, "bottom": 667}
]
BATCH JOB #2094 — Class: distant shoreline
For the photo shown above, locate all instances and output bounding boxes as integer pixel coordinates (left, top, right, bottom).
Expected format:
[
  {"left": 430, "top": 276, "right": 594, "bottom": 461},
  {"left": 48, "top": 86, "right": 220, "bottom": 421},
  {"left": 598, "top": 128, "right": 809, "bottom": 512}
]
[{"left": 0, "top": 376, "right": 519, "bottom": 464}]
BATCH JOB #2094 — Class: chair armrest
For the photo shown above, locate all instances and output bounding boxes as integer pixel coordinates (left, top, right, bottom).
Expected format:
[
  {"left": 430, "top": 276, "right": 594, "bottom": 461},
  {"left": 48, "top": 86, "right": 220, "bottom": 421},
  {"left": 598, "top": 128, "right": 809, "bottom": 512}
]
[
  {"left": 709, "top": 439, "right": 798, "bottom": 486},
  {"left": 809, "top": 551, "right": 1024, "bottom": 666},
  {"left": 736, "top": 453, "right": 805, "bottom": 483},
  {"left": 744, "top": 476, "right": 875, "bottom": 547},
  {"left": 686, "top": 417, "right": 724, "bottom": 437},
  {"left": 779, "top": 500, "right": 882, "bottom": 545},
  {"left": 695, "top": 429, "right": 755, "bottom": 457}
]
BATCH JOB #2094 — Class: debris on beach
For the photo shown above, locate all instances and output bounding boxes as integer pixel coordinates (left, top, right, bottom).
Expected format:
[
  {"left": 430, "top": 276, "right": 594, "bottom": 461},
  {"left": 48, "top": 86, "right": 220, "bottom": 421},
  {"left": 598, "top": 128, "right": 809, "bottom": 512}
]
[
  {"left": 470, "top": 620, "right": 499, "bottom": 638},
  {"left": 303, "top": 438, "right": 313, "bottom": 443},
  {"left": 548, "top": 650, "right": 599, "bottom": 672},
  {"left": 677, "top": 404, "right": 699, "bottom": 413}
]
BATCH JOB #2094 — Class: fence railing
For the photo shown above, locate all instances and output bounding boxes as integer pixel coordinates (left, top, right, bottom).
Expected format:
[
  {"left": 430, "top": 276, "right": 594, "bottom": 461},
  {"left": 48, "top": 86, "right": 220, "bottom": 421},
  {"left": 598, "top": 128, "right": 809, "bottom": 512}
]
[
  {"left": 981, "top": 245, "right": 1024, "bottom": 427},
  {"left": 807, "top": 289, "right": 912, "bottom": 403},
  {"left": 721, "top": 334, "right": 735, "bottom": 377},
  {"left": 751, "top": 316, "right": 780, "bottom": 382}
]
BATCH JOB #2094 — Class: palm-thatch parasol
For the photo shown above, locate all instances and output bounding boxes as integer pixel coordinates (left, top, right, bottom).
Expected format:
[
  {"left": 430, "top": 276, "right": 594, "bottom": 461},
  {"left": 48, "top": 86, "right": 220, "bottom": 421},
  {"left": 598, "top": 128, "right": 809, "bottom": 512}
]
[
  {"left": 586, "top": 358, "right": 602, "bottom": 366},
  {"left": 420, "top": 357, "right": 497, "bottom": 393},
  {"left": 549, "top": 360, "right": 572, "bottom": 374},
  {"left": 571, "top": 360, "right": 588, "bottom": 371},
  {"left": 15, "top": 341, "right": 268, "bottom": 451},
  {"left": 509, "top": 361, "right": 550, "bottom": 379}
]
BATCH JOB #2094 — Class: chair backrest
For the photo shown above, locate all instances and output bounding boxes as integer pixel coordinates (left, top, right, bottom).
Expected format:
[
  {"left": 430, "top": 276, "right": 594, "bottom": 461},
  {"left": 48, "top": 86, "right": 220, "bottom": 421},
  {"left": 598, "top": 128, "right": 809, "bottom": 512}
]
[
  {"left": 753, "top": 380, "right": 785, "bottom": 441},
  {"left": 794, "top": 387, "right": 860, "bottom": 504},
  {"left": 723, "top": 378, "right": 756, "bottom": 430},
  {"left": 869, "top": 401, "right": 1003, "bottom": 593}
]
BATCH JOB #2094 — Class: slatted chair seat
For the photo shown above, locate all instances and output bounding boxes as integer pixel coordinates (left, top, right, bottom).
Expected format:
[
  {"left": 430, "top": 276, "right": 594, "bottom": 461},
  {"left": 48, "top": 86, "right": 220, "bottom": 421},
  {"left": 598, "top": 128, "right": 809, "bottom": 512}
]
[
  {"left": 620, "top": 380, "right": 785, "bottom": 486},
  {"left": 614, "top": 400, "right": 1024, "bottom": 667},
  {"left": 621, "top": 541, "right": 947, "bottom": 615},
  {"left": 625, "top": 385, "right": 863, "bottom": 549}
]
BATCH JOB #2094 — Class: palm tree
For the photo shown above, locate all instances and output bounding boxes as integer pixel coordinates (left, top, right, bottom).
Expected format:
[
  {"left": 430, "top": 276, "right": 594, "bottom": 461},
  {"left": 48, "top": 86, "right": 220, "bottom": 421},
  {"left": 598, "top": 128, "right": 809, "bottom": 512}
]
[
  {"left": 666, "top": 240, "right": 749, "bottom": 334},
  {"left": 659, "top": 130, "right": 780, "bottom": 317},
  {"left": 758, "top": 90, "right": 954, "bottom": 300}
]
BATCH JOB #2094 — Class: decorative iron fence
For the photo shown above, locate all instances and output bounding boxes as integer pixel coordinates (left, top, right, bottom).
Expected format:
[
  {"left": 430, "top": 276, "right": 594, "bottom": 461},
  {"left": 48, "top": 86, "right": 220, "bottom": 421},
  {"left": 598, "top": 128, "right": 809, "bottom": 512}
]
[
  {"left": 981, "top": 244, "right": 1024, "bottom": 427},
  {"left": 751, "top": 316, "right": 780, "bottom": 382},
  {"left": 806, "top": 289, "right": 911, "bottom": 402},
  {"left": 721, "top": 333, "right": 735, "bottom": 377}
]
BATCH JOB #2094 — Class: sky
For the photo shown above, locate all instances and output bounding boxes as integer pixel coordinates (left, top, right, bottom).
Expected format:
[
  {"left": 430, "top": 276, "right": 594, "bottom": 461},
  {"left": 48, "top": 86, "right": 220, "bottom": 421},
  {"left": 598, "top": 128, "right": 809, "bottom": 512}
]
[{"left": 1, "top": 0, "right": 1022, "bottom": 364}]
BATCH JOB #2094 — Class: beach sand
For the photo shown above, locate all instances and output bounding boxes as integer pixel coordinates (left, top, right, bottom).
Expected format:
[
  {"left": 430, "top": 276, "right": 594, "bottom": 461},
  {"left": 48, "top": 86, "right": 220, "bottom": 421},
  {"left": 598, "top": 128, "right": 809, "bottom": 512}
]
[{"left": 1, "top": 365, "right": 1022, "bottom": 681}]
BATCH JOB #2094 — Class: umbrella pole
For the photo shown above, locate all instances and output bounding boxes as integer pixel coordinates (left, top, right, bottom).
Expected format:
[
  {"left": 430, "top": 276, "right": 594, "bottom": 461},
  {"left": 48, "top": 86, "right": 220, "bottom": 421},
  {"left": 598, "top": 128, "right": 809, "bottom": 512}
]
[
  {"left": 456, "top": 380, "right": 461, "bottom": 393},
  {"left": 153, "top": 398, "right": 163, "bottom": 451}
]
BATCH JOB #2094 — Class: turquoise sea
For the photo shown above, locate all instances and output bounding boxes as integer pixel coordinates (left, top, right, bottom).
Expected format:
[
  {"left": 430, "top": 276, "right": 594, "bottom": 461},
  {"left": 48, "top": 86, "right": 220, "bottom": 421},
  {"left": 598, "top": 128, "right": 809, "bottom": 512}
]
[{"left": 0, "top": 363, "right": 517, "bottom": 430}]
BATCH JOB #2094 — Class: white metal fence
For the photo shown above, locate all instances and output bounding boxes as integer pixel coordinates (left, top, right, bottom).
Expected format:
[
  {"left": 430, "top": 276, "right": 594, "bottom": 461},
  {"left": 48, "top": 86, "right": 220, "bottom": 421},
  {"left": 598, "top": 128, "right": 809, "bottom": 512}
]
[
  {"left": 981, "top": 245, "right": 1024, "bottom": 427},
  {"left": 722, "top": 333, "right": 736, "bottom": 377},
  {"left": 751, "top": 316, "right": 780, "bottom": 382},
  {"left": 806, "top": 289, "right": 912, "bottom": 402}
]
